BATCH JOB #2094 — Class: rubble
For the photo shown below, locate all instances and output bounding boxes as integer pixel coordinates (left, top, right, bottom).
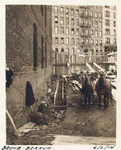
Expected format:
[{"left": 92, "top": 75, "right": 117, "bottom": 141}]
[{"left": 41, "top": 125, "right": 48, "bottom": 130}]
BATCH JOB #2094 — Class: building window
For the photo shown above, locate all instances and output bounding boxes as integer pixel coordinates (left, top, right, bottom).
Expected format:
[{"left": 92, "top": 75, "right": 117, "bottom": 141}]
[
  {"left": 61, "top": 7, "right": 64, "bottom": 13},
  {"left": 90, "top": 21, "right": 93, "bottom": 27},
  {"left": 99, "top": 13, "right": 102, "bottom": 18},
  {"left": 76, "top": 29, "right": 79, "bottom": 35},
  {"left": 81, "top": 19, "right": 84, "bottom": 25},
  {"left": 55, "top": 26, "right": 58, "bottom": 34},
  {"left": 66, "top": 38, "right": 69, "bottom": 44},
  {"left": 106, "top": 38, "right": 110, "bottom": 44},
  {"left": 114, "top": 6, "right": 116, "bottom": 10},
  {"left": 105, "top": 19, "right": 110, "bottom": 26},
  {"left": 96, "top": 49, "right": 98, "bottom": 55},
  {"left": 113, "top": 12, "right": 116, "bottom": 18},
  {"left": 81, "top": 29, "right": 84, "bottom": 35},
  {"left": 85, "top": 11, "right": 88, "bottom": 16},
  {"left": 55, "top": 16, "right": 58, "bottom": 23},
  {"left": 91, "top": 39, "right": 94, "bottom": 46},
  {"left": 95, "top": 12, "right": 98, "bottom": 18},
  {"left": 100, "top": 50, "right": 103, "bottom": 55},
  {"left": 66, "top": 27, "right": 69, "bottom": 34},
  {"left": 105, "top": 29, "right": 110, "bottom": 35},
  {"left": 41, "top": 35, "right": 44, "bottom": 68},
  {"left": 81, "top": 10, "right": 84, "bottom": 16},
  {"left": 91, "top": 49, "right": 94, "bottom": 55},
  {"left": 113, "top": 21, "right": 116, "bottom": 27},
  {"left": 91, "top": 30, "right": 93, "bottom": 37},
  {"left": 84, "top": 49, "right": 88, "bottom": 54},
  {"left": 41, "top": 5, "right": 44, "bottom": 16},
  {"left": 95, "top": 31, "right": 98, "bottom": 37},
  {"left": 55, "top": 6, "right": 58, "bottom": 13},
  {"left": 71, "top": 8, "right": 74, "bottom": 15},
  {"left": 86, "top": 29, "right": 89, "bottom": 35},
  {"left": 99, "top": 31, "right": 102, "bottom": 37},
  {"left": 61, "top": 37, "right": 64, "bottom": 44},
  {"left": 95, "top": 21, "right": 98, "bottom": 28},
  {"left": 71, "top": 28, "right": 74, "bottom": 35},
  {"left": 105, "top": 11, "right": 110, "bottom": 17},
  {"left": 99, "top": 22, "right": 102, "bottom": 28},
  {"left": 100, "top": 40, "right": 102, "bottom": 46},
  {"left": 114, "top": 30, "right": 116, "bottom": 35},
  {"left": 55, "top": 37, "right": 58, "bottom": 44},
  {"left": 114, "top": 38, "right": 116, "bottom": 44},
  {"left": 105, "top": 6, "right": 110, "bottom": 8},
  {"left": 61, "top": 27, "right": 64, "bottom": 34},
  {"left": 55, "top": 48, "right": 58, "bottom": 52},
  {"left": 82, "top": 39, "right": 84, "bottom": 44},
  {"left": 67, "top": 48, "right": 69, "bottom": 53},
  {"left": 86, "top": 39, "right": 89, "bottom": 44},
  {"left": 72, "top": 48, "right": 75, "bottom": 53},
  {"left": 72, "top": 38, "right": 75, "bottom": 45},
  {"left": 61, "top": 48, "right": 64, "bottom": 52},
  {"left": 76, "top": 9, "right": 79, "bottom": 15},
  {"left": 33, "top": 23, "right": 38, "bottom": 69},
  {"left": 61, "top": 17, "right": 64, "bottom": 24},
  {"left": 76, "top": 19, "right": 79, "bottom": 25},
  {"left": 66, "top": 18, "right": 69, "bottom": 25},
  {"left": 71, "top": 18, "right": 74, "bottom": 25},
  {"left": 85, "top": 20, "right": 88, "bottom": 26},
  {"left": 90, "top": 11, "right": 93, "bottom": 17},
  {"left": 77, "top": 38, "right": 79, "bottom": 45},
  {"left": 66, "top": 8, "right": 69, "bottom": 14},
  {"left": 96, "top": 40, "right": 98, "bottom": 46}
]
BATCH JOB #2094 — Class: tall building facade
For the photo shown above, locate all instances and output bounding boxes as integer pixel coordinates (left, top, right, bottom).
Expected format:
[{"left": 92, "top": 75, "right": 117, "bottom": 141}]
[
  {"left": 79, "top": 5, "right": 103, "bottom": 56},
  {"left": 52, "top": 5, "right": 80, "bottom": 63},
  {"left": 52, "top": 5, "right": 117, "bottom": 64},
  {"left": 103, "top": 5, "right": 117, "bottom": 53}
]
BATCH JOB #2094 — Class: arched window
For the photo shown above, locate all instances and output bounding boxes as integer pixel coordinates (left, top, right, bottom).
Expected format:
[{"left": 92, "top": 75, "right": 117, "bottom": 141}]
[{"left": 33, "top": 23, "right": 38, "bottom": 69}]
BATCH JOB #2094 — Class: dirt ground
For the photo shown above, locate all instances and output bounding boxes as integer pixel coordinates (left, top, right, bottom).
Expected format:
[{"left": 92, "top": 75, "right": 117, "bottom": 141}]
[{"left": 7, "top": 80, "right": 116, "bottom": 145}]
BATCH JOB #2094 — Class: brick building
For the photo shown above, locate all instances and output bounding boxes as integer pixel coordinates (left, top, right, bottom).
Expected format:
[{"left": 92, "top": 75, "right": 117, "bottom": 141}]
[
  {"left": 103, "top": 5, "right": 117, "bottom": 53},
  {"left": 79, "top": 5, "right": 103, "bottom": 56},
  {"left": 6, "top": 5, "right": 52, "bottom": 134},
  {"left": 52, "top": 5, "right": 117, "bottom": 68}
]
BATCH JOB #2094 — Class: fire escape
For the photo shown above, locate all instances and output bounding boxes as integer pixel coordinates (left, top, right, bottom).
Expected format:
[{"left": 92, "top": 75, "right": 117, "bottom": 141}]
[{"left": 79, "top": 6, "right": 91, "bottom": 58}]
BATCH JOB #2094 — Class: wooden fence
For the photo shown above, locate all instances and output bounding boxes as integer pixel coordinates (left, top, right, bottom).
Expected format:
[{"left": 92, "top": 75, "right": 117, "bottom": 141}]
[{"left": 53, "top": 52, "right": 108, "bottom": 75}]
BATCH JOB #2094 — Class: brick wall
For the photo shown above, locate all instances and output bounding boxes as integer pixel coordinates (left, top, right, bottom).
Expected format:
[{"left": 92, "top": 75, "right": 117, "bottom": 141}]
[{"left": 6, "top": 5, "right": 52, "bottom": 131}]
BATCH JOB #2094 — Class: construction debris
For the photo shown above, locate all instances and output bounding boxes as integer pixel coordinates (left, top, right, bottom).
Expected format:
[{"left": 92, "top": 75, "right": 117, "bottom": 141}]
[{"left": 17, "top": 122, "right": 36, "bottom": 137}]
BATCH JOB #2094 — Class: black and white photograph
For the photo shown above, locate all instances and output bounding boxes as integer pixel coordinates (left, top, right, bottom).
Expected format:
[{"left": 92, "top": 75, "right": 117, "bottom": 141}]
[{"left": 1, "top": 1, "right": 121, "bottom": 149}]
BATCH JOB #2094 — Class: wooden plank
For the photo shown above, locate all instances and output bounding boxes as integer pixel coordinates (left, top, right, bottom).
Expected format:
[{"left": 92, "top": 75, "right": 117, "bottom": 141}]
[
  {"left": 17, "top": 122, "right": 36, "bottom": 136},
  {"left": 54, "top": 77, "right": 60, "bottom": 106},
  {"left": 50, "top": 134, "right": 116, "bottom": 145},
  {"left": 67, "top": 63, "right": 73, "bottom": 74},
  {"left": 62, "top": 81, "right": 64, "bottom": 101},
  {"left": 93, "top": 62, "right": 105, "bottom": 72},
  {"left": 53, "top": 63, "right": 85, "bottom": 66},
  {"left": 6, "top": 110, "right": 19, "bottom": 138},
  {"left": 48, "top": 105, "right": 68, "bottom": 108},
  {"left": 86, "top": 62, "right": 95, "bottom": 72}
]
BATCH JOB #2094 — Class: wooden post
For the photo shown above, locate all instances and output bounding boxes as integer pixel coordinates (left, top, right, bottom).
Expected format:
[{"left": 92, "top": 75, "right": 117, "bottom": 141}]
[
  {"left": 62, "top": 80, "right": 64, "bottom": 105},
  {"left": 54, "top": 77, "right": 59, "bottom": 106},
  {"left": 6, "top": 110, "right": 19, "bottom": 138},
  {"left": 64, "top": 80, "right": 67, "bottom": 105}
]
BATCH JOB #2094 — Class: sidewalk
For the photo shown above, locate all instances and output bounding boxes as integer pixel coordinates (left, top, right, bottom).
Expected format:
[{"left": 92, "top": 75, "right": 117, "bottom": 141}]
[{"left": 50, "top": 134, "right": 116, "bottom": 145}]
